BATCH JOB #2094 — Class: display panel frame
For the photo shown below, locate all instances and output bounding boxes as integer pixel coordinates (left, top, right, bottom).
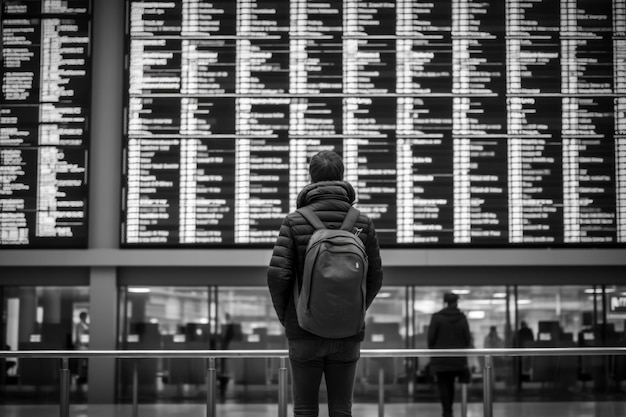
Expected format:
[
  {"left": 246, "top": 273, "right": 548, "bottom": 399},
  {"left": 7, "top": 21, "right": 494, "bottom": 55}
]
[
  {"left": 1, "top": 0, "right": 93, "bottom": 248},
  {"left": 119, "top": 0, "right": 626, "bottom": 249}
]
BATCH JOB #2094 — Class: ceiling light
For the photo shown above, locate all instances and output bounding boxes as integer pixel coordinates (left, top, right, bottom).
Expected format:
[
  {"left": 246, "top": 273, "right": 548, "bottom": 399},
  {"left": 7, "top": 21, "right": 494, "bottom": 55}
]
[
  {"left": 414, "top": 300, "right": 437, "bottom": 314},
  {"left": 583, "top": 288, "right": 615, "bottom": 294},
  {"left": 128, "top": 287, "right": 151, "bottom": 293},
  {"left": 468, "top": 311, "right": 485, "bottom": 319}
]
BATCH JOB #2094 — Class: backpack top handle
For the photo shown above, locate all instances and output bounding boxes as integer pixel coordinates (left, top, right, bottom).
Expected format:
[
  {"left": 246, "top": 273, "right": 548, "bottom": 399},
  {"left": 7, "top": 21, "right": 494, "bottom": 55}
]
[{"left": 298, "top": 206, "right": 360, "bottom": 232}]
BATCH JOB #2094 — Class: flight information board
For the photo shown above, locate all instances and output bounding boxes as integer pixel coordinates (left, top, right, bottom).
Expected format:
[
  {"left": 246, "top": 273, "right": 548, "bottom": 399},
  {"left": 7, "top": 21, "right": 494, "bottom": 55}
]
[
  {"left": 1, "top": 0, "right": 91, "bottom": 247},
  {"left": 122, "top": 0, "right": 626, "bottom": 247}
]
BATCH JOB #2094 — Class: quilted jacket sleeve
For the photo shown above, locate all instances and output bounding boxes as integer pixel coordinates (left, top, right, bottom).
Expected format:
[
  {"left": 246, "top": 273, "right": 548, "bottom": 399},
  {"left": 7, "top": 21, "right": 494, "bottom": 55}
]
[
  {"left": 364, "top": 217, "right": 383, "bottom": 310},
  {"left": 267, "top": 215, "right": 296, "bottom": 326}
]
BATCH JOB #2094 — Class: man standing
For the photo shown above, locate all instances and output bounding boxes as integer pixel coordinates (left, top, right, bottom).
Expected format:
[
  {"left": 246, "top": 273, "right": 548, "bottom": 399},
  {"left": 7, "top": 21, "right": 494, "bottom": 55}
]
[
  {"left": 74, "top": 311, "right": 90, "bottom": 386},
  {"left": 268, "top": 150, "right": 383, "bottom": 417},
  {"left": 428, "top": 292, "right": 472, "bottom": 417},
  {"left": 218, "top": 313, "right": 237, "bottom": 399}
]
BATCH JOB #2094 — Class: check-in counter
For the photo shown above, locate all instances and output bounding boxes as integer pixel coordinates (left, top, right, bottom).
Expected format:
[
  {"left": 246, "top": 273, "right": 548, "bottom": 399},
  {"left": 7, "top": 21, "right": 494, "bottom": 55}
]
[
  {"left": 18, "top": 323, "right": 68, "bottom": 388},
  {"left": 362, "top": 322, "right": 404, "bottom": 384},
  {"left": 231, "top": 327, "right": 268, "bottom": 385},
  {"left": 162, "top": 336, "right": 209, "bottom": 386},
  {"left": 531, "top": 322, "right": 577, "bottom": 388},
  {"left": 120, "top": 322, "right": 161, "bottom": 398}
]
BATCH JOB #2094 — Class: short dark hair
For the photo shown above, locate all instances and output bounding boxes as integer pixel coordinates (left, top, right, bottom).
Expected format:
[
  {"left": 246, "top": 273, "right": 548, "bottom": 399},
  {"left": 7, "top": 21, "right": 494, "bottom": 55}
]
[
  {"left": 443, "top": 292, "right": 459, "bottom": 304},
  {"left": 309, "top": 151, "right": 344, "bottom": 182}
]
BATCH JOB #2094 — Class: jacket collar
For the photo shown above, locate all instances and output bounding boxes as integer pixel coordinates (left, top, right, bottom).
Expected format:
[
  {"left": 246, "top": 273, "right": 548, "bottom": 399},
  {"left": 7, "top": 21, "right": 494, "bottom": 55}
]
[{"left": 296, "top": 181, "right": 356, "bottom": 208}]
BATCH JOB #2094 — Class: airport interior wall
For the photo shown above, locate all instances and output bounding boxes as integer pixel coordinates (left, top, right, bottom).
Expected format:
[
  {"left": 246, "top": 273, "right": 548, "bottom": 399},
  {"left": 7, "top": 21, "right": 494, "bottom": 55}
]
[{"left": 0, "top": 0, "right": 625, "bottom": 404}]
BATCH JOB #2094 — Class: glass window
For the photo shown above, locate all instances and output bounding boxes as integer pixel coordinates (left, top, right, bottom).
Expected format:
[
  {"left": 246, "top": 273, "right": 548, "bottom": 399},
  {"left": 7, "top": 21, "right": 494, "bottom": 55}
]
[
  {"left": 218, "top": 287, "right": 281, "bottom": 345},
  {"left": 117, "top": 285, "right": 283, "bottom": 402},
  {"left": 412, "top": 286, "right": 509, "bottom": 349},
  {"left": 117, "top": 286, "right": 212, "bottom": 401},
  {"left": 409, "top": 286, "right": 509, "bottom": 387},
  {"left": 124, "top": 286, "right": 210, "bottom": 338},
  {"left": 1, "top": 285, "right": 90, "bottom": 403},
  {"left": 606, "top": 285, "right": 626, "bottom": 335},
  {"left": 216, "top": 287, "right": 283, "bottom": 400},
  {"left": 510, "top": 286, "right": 617, "bottom": 402},
  {"left": 110, "top": 283, "right": 624, "bottom": 405},
  {"left": 516, "top": 285, "right": 595, "bottom": 345},
  {"left": 365, "top": 286, "right": 407, "bottom": 348}
]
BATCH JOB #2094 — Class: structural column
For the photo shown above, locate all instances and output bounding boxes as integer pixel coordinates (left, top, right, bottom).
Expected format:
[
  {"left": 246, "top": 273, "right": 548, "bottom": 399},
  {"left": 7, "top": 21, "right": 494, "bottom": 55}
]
[{"left": 88, "top": 267, "right": 118, "bottom": 403}]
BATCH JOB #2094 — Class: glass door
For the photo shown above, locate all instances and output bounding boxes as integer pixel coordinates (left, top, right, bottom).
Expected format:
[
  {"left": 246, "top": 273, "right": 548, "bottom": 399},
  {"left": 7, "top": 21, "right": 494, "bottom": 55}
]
[
  {"left": 116, "top": 285, "right": 212, "bottom": 402},
  {"left": 0, "top": 285, "right": 90, "bottom": 404}
]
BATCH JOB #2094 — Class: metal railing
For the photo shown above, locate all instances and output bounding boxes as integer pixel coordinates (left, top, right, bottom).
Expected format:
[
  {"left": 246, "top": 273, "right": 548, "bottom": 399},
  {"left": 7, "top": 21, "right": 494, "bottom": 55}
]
[{"left": 2, "top": 347, "right": 626, "bottom": 417}]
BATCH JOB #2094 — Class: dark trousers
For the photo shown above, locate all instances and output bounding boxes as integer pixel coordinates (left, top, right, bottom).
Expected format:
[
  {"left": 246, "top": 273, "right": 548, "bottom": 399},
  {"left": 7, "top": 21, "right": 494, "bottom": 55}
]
[
  {"left": 436, "top": 371, "right": 461, "bottom": 417},
  {"left": 288, "top": 338, "right": 361, "bottom": 417}
]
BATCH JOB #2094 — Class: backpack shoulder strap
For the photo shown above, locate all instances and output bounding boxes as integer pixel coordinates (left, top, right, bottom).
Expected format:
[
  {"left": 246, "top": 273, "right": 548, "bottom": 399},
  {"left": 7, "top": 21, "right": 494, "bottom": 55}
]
[
  {"left": 340, "top": 206, "right": 360, "bottom": 232},
  {"left": 297, "top": 206, "right": 326, "bottom": 230}
]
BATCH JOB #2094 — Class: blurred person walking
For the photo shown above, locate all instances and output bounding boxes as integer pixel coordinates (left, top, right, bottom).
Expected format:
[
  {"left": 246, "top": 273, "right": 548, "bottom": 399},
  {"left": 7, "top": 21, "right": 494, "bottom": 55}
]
[{"left": 428, "top": 292, "right": 472, "bottom": 417}]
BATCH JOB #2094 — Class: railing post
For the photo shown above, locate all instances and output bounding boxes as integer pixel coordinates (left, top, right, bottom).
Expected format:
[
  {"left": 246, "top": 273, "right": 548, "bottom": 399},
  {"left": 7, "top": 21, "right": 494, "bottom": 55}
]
[
  {"left": 132, "top": 360, "right": 139, "bottom": 417},
  {"left": 461, "top": 382, "right": 468, "bottom": 417},
  {"left": 483, "top": 355, "right": 493, "bottom": 417},
  {"left": 378, "top": 366, "right": 384, "bottom": 417},
  {"left": 59, "top": 357, "right": 70, "bottom": 417},
  {"left": 278, "top": 357, "right": 288, "bottom": 417},
  {"left": 206, "top": 357, "right": 217, "bottom": 417}
]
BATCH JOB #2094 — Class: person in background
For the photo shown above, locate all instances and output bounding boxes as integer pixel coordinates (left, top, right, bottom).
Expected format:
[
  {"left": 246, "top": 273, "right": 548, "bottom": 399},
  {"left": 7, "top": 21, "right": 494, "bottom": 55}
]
[
  {"left": 514, "top": 321, "right": 534, "bottom": 347},
  {"left": 75, "top": 311, "right": 90, "bottom": 349},
  {"left": 483, "top": 325, "right": 505, "bottom": 383},
  {"left": 218, "top": 313, "right": 236, "bottom": 398},
  {"left": 483, "top": 325, "right": 504, "bottom": 349},
  {"left": 74, "top": 311, "right": 90, "bottom": 385},
  {"left": 513, "top": 321, "right": 535, "bottom": 389},
  {"left": 3, "top": 344, "right": 17, "bottom": 376},
  {"left": 268, "top": 150, "right": 383, "bottom": 417},
  {"left": 428, "top": 292, "right": 472, "bottom": 417}
]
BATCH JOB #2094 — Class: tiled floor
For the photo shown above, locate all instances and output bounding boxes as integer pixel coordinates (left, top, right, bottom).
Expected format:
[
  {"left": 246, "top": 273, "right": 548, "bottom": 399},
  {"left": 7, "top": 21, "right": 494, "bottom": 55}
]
[{"left": 1, "top": 402, "right": 626, "bottom": 417}]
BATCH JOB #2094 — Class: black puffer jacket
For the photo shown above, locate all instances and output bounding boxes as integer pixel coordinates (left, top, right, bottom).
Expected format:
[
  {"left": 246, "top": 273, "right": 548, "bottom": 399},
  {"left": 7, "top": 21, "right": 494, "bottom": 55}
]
[
  {"left": 267, "top": 181, "right": 384, "bottom": 340},
  {"left": 428, "top": 306, "right": 472, "bottom": 373}
]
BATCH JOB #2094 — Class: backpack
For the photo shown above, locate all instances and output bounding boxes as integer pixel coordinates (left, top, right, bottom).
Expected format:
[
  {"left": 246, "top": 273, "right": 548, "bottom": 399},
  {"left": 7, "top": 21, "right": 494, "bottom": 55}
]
[{"left": 294, "top": 206, "right": 369, "bottom": 338}]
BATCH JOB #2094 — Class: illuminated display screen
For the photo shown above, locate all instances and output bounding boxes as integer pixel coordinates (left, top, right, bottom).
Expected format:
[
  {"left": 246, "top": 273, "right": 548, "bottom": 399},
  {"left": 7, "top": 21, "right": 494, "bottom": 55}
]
[
  {"left": 122, "top": 0, "right": 626, "bottom": 247},
  {"left": 1, "top": 0, "right": 91, "bottom": 247}
]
